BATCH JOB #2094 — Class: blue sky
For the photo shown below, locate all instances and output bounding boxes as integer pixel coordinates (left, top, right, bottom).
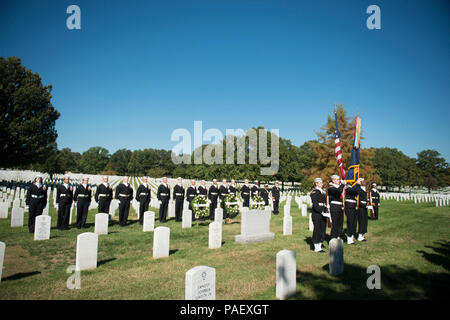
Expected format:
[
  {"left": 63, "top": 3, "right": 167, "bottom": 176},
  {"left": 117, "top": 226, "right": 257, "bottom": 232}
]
[{"left": 1, "top": 0, "right": 449, "bottom": 161}]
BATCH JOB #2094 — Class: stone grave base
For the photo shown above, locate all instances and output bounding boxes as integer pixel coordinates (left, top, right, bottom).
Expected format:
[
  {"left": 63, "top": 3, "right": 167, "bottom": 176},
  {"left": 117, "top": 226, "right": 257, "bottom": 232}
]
[{"left": 235, "top": 232, "right": 275, "bottom": 244}]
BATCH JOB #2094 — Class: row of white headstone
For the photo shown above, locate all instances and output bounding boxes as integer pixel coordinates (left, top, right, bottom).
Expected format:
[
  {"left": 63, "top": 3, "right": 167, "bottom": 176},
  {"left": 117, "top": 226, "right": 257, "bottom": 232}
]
[{"left": 381, "top": 192, "right": 450, "bottom": 206}]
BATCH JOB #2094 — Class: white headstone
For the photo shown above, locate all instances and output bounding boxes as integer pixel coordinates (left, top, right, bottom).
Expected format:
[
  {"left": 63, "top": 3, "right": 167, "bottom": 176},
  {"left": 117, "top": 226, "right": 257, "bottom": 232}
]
[
  {"left": 168, "top": 202, "right": 175, "bottom": 218},
  {"left": 76, "top": 232, "right": 98, "bottom": 271},
  {"left": 309, "top": 213, "right": 314, "bottom": 231},
  {"left": 214, "top": 208, "right": 223, "bottom": 224},
  {"left": 143, "top": 211, "right": 155, "bottom": 232},
  {"left": 276, "top": 249, "right": 296, "bottom": 300},
  {"left": 0, "top": 241, "right": 4, "bottom": 282},
  {"left": 94, "top": 213, "right": 109, "bottom": 235},
  {"left": 11, "top": 207, "right": 24, "bottom": 227},
  {"left": 329, "top": 238, "right": 344, "bottom": 276},
  {"left": 301, "top": 204, "right": 307, "bottom": 217},
  {"left": 209, "top": 221, "right": 222, "bottom": 249},
  {"left": 185, "top": 266, "right": 216, "bottom": 300},
  {"left": 284, "top": 204, "right": 290, "bottom": 216},
  {"left": 283, "top": 215, "right": 292, "bottom": 236},
  {"left": 34, "top": 215, "right": 51, "bottom": 240},
  {"left": 153, "top": 226, "right": 170, "bottom": 259},
  {"left": 235, "top": 209, "right": 274, "bottom": 244},
  {"left": 0, "top": 203, "right": 8, "bottom": 219},
  {"left": 182, "top": 210, "right": 192, "bottom": 229}
]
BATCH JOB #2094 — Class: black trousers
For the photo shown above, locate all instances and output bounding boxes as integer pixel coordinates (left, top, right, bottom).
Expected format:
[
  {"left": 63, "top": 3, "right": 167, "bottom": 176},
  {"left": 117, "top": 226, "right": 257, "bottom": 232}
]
[
  {"left": 139, "top": 199, "right": 149, "bottom": 224},
  {"left": 118, "top": 200, "right": 130, "bottom": 226},
  {"left": 76, "top": 200, "right": 90, "bottom": 228},
  {"left": 373, "top": 205, "right": 379, "bottom": 220},
  {"left": 159, "top": 200, "right": 169, "bottom": 222},
  {"left": 221, "top": 199, "right": 228, "bottom": 218},
  {"left": 357, "top": 206, "right": 368, "bottom": 234},
  {"left": 243, "top": 197, "right": 250, "bottom": 207},
  {"left": 175, "top": 198, "right": 183, "bottom": 222},
  {"left": 312, "top": 212, "right": 327, "bottom": 244},
  {"left": 57, "top": 201, "right": 72, "bottom": 230},
  {"left": 28, "top": 200, "right": 45, "bottom": 233},
  {"left": 273, "top": 199, "right": 279, "bottom": 214},
  {"left": 209, "top": 200, "right": 217, "bottom": 219},
  {"left": 98, "top": 199, "right": 111, "bottom": 214},
  {"left": 330, "top": 208, "right": 344, "bottom": 238},
  {"left": 345, "top": 206, "right": 358, "bottom": 237},
  {"left": 188, "top": 200, "right": 196, "bottom": 220}
]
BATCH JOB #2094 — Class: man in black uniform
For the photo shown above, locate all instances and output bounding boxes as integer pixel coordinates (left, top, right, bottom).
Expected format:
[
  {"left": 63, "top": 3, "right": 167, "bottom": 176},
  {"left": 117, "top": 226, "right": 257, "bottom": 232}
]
[
  {"left": 25, "top": 174, "right": 47, "bottom": 233},
  {"left": 370, "top": 183, "right": 380, "bottom": 220},
  {"left": 74, "top": 177, "right": 92, "bottom": 229},
  {"left": 136, "top": 177, "right": 151, "bottom": 225},
  {"left": 355, "top": 178, "right": 368, "bottom": 242},
  {"left": 115, "top": 177, "right": 133, "bottom": 226},
  {"left": 157, "top": 177, "right": 170, "bottom": 222},
  {"left": 186, "top": 180, "right": 197, "bottom": 220},
  {"left": 208, "top": 179, "right": 219, "bottom": 220},
  {"left": 173, "top": 177, "right": 185, "bottom": 222},
  {"left": 261, "top": 184, "right": 269, "bottom": 206},
  {"left": 219, "top": 179, "right": 229, "bottom": 219},
  {"left": 56, "top": 176, "right": 73, "bottom": 230},
  {"left": 95, "top": 176, "right": 113, "bottom": 214},
  {"left": 271, "top": 181, "right": 280, "bottom": 214},
  {"left": 344, "top": 180, "right": 359, "bottom": 245},
  {"left": 241, "top": 179, "right": 251, "bottom": 207},
  {"left": 198, "top": 180, "right": 207, "bottom": 196},
  {"left": 229, "top": 179, "right": 237, "bottom": 196},
  {"left": 310, "top": 178, "right": 328, "bottom": 252},
  {"left": 327, "top": 175, "right": 346, "bottom": 239},
  {"left": 251, "top": 180, "right": 260, "bottom": 198}
]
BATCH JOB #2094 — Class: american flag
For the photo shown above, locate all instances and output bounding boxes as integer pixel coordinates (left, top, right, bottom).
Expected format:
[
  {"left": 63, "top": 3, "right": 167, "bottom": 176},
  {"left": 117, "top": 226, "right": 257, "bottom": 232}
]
[{"left": 334, "top": 110, "right": 346, "bottom": 179}]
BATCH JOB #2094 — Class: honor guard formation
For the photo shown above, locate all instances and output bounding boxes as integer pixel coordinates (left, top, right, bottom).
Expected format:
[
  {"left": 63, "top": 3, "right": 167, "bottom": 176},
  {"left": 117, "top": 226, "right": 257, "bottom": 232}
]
[{"left": 20, "top": 173, "right": 380, "bottom": 253}]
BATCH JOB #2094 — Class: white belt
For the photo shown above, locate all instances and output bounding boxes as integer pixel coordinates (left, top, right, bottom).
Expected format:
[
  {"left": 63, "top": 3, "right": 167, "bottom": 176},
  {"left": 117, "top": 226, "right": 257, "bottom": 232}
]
[
  {"left": 243, "top": 192, "right": 249, "bottom": 195},
  {"left": 139, "top": 193, "right": 149, "bottom": 196},
  {"left": 99, "top": 194, "right": 109, "bottom": 197},
  {"left": 346, "top": 199, "right": 356, "bottom": 203},
  {"left": 360, "top": 201, "right": 367, "bottom": 204},
  {"left": 210, "top": 193, "right": 218, "bottom": 195},
  {"left": 60, "top": 194, "right": 70, "bottom": 197},
  {"left": 330, "top": 201, "right": 342, "bottom": 205},
  {"left": 175, "top": 193, "right": 183, "bottom": 196},
  {"left": 77, "top": 194, "right": 89, "bottom": 197},
  {"left": 188, "top": 194, "right": 195, "bottom": 197},
  {"left": 318, "top": 202, "right": 325, "bottom": 206},
  {"left": 119, "top": 194, "right": 130, "bottom": 197},
  {"left": 160, "top": 193, "right": 168, "bottom": 196},
  {"left": 32, "top": 195, "right": 44, "bottom": 199}
]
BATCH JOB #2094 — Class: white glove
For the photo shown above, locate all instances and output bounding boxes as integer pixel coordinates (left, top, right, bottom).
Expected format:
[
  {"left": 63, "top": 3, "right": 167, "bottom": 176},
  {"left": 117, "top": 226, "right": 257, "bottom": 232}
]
[
  {"left": 367, "top": 205, "right": 373, "bottom": 210},
  {"left": 158, "top": 200, "right": 162, "bottom": 204},
  {"left": 326, "top": 204, "right": 330, "bottom": 210}
]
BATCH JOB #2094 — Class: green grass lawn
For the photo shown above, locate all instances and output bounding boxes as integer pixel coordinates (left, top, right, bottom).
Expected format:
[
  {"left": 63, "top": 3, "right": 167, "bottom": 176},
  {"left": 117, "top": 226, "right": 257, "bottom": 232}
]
[{"left": 0, "top": 196, "right": 449, "bottom": 300}]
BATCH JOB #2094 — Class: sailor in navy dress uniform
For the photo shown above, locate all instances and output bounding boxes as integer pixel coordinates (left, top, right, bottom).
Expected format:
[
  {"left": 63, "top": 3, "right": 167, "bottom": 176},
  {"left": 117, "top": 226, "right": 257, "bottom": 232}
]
[
  {"left": 327, "top": 175, "right": 346, "bottom": 239},
  {"left": 344, "top": 180, "right": 359, "bottom": 245},
  {"left": 173, "top": 177, "right": 185, "bottom": 222},
  {"left": 25, "top": 174, "right": 47, "bottom": 233},
  {"left": 186, "top": 180, "right": 197, "bottom": 220},
  {"left": 241, "top": 179, "right": 251, "bottom": 207},
  {"left": 197, "top": 180, "right": 208, "bottom": 196},
  {"left": 219, "top": 179, "right": 229, "bottom": 219},
  {"left": 56, "top": 176, "right": 73, "bottom": 230},
  {"left": 370, "top": 183, "right": 380, "bottom": 220},
  {"left": 355, "top": 178, "right": 368, "bottom": 242},
  {"left": 261, "top": 184, "right": 270, "bottom": 206},
  {"left": 208, "top": 179, "right": 219, "bottom": 220},
  {"left": 157, "top": 177, "right": 170, "bottom": 222},
  {"left": 95, "top": 176, "right": 113, "bottom": 214},
  {"left": 271, "top": 181, "right": 281, "bottom": 214},
  {"left": 251, "top": 180, "right": 260, "bottom": 198},
  {"left": 115, "top": 177, "right": 133, "bottom": 226},
  {"left": 136, "top": 177, "right": 151, "bottom": 225},
  {"left": 310, "top": 178, "right": 328, "bottom": 252},
  {"left": 74, "top": 177, "right": 92, "bottom": 229},
  {"left": 229, "top": 179, "right": 237, "bottom": 196}
]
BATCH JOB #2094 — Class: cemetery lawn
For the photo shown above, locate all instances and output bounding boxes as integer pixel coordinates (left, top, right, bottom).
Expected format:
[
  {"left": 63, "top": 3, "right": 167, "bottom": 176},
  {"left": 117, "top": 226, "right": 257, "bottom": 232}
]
[{"left": 0, "top": 199, "right": 449, "bottom": 300}]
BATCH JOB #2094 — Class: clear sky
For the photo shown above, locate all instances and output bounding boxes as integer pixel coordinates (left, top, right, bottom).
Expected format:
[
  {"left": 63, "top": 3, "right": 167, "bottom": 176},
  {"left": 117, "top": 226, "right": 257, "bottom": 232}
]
[{"left": 1, "top": 0, "right": 449, "bottom": 161}]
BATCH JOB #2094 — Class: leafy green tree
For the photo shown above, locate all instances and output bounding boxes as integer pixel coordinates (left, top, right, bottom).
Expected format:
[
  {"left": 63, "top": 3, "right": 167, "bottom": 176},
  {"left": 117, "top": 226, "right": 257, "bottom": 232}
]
[
  {"left": 416, "top": 149, "right": 448, "bottom": 192},
  {"left": 0, "top": 56, "right": 60, "bottom": 167},
  {"left": 78, "top": 147, "right": 110, "bottom": 174},
  {"left": 59, "top": 148, "right": 81, "bottom": 172},
  {"left": 34, "top": 146, "right": 65, "bottom": 179},
  {"left": 110, "top": 149, "right": 132, "bottom": 175}
]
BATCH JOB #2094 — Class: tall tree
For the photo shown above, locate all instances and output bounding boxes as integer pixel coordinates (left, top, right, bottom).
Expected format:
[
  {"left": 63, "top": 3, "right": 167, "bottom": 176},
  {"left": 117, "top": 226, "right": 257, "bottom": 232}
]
[
  {"left": 110, "top": 149, "right": 132, "bottom": 175},
  {"left": 416, "top": 149, "right": 448, "bottom": 193},
  {"left": 0, "top": 57, "right": 60, "bottom": 167},
  {"left": 78, "top": 146, "right": 110, "bottom": 174}
]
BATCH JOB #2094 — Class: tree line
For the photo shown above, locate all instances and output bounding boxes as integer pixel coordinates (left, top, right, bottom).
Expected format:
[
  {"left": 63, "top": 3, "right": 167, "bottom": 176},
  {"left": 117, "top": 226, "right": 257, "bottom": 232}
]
[{"left": 1, "top": 56, "right": 449, "bottom": 192}]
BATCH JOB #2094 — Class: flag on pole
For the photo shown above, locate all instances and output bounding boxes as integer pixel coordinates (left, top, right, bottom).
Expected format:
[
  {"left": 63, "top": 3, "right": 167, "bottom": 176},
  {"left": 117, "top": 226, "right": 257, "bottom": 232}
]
[
  {"left": 334, "top": 109, "right": 346, "bottom": 180},
  {"left": 346, "top": 115, "right": 361, "bottom": 186}
]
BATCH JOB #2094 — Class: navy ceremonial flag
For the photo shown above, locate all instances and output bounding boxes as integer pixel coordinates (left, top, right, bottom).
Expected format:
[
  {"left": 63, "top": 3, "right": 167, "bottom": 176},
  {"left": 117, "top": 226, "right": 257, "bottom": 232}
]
[{"left": 345, "top": 115, "right": 361, "bottom": 186}]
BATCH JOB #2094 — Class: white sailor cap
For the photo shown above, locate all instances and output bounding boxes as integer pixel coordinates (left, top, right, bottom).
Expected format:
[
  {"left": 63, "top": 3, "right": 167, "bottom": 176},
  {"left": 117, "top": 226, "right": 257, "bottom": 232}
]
[
  {"left": 103, "top": 176, "right": 109, "bottom": 179},
  {"left": 372, "top": 183, "right": 377, "bottom": 186},
  {"left": 330, "top": 174, "right": 340, "bottom": 180},
  {"left": 35, "top": 174, "right": 43, "bottom": 178},
  {"left": 83, "top": 177, "right": 89, "bottom": 180},
  {"left": 63, "top": 175, "right": 70, "bottom": 180},
  {"left": 177, "top": 177, "right": 182, "bottom": 180},
  {"left": 359, "top": 177, "right": 365, "bottom": 182},
  {"left": 314, "top": 178, "right": 322, "bottom": 183}
]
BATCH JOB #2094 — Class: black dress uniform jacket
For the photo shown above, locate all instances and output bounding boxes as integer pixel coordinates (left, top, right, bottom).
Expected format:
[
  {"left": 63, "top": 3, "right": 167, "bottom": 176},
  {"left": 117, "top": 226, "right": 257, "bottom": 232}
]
[
  {"left": 241, "top": 184, "right": 251, "bottom": 207},
  {"left": 310, "top": 187, "right": 327, "bottom": 244},
  {"left": 74, "top": 184, "right": 92, "bottom": 228},
  {"left": 95, "top": 183, "right": 113, "bottom": 213},
  {"left": 56, "top": 184, "right": 73, "bottom": 230},
  {"left": 115, "top": 183, "right": 133, "bottom": 226},
  {"left": 157, "top": 183, "right": 170, "bottom": 222},
  {"left": 26, "top": 183, "right": 47, "bottom": 233}
]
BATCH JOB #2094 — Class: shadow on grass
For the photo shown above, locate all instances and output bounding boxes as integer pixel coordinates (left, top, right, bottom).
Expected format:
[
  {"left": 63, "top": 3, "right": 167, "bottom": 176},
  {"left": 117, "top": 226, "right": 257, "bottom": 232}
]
[
  {"left": 2, "top": 271, "right": 41, "bottom": 281},
  {"left": 417, "top": 240, "right": 450, "bottom": 271},
  {"left": 291, "top": 260, "right": 450, "bottom": 299},
  {"left": 169, "top": 249, "right": 178, "bottom": 256},
  {"left": 98, "top": 258, "right": 117, "bottom": 267}
]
